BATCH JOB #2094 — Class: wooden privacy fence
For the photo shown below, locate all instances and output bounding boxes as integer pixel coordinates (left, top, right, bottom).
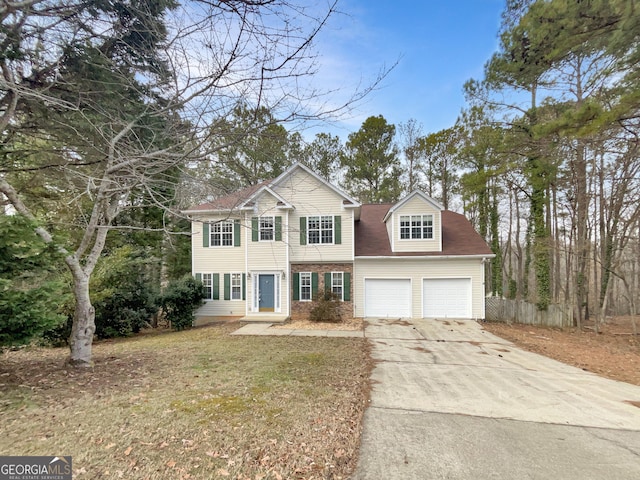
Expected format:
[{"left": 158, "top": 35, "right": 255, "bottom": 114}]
[{"left": 485, "top": 297, "right": 572, "bottom": 328}]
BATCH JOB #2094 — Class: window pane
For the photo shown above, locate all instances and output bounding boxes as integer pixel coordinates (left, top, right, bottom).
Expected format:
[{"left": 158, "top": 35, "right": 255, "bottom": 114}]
[
  {"left": 308, "top": 230, "right": 320, "bottom": 244},
  {"left": 332, "top": 272, "right": 343, "bottom": 298},
  {"left": 203, "top": 273, "right": 212, "bottom": 300},
  {"left": 300, "top": 272, "right": 311, "bottom": 301},
  {"left": 308, "top": 217, "right": 320, "bottom": 244},
  {"left": 211, "top": 221, "right": 234, "bottom": 246},
  {"left": 423, "top": 215, "right": 433, "bottom": 239},
  {"left": 411, "top": 215, "right": 422, "bottom": 239},
  {"left": 231, "top": 273, "right": 242, "bottom": 300},
  {"left": 321, "top": 216, "right": 333, "bottom": 244},
  {"left": 260, "top": 217, "right": 274, "bottom": 241},
  {"left": 400, "top": 216, "right": 411, "bottom": 239}
]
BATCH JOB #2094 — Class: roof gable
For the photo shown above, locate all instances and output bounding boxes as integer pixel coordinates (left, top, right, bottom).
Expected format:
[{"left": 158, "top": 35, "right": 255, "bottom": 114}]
[
  {"left": 271, "top": 162, "right": 361, "bottom": 208},
  {"left": 238, "top": 185, "right": 294, "bottom": 210},
  {"left": 382, "top": 190, "right": 444, "bottom": 223},
  {"left": 183, "top": 162, "right": 360, "bottom": 215}
]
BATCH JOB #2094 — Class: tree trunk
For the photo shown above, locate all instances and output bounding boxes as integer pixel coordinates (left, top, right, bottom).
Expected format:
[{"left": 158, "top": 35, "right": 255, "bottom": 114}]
[{"left": 68, "top": 274, "right": 96, "bottom": 367}]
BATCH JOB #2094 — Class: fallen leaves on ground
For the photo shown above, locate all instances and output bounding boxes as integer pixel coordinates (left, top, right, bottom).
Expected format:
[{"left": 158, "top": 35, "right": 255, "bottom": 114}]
[{"left": 483, "top": 316, "right": 640, "bottom": 386}]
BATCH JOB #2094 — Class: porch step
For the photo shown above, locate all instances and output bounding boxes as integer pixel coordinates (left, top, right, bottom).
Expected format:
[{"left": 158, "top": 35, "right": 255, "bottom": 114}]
[{"left": 240, "top": 315, "right": 290, "bottom": 324}]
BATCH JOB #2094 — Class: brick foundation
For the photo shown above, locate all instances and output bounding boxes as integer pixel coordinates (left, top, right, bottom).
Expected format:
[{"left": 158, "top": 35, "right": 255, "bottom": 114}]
[{"left": 290, "top": 263, "right": 353, "bottom": 321}]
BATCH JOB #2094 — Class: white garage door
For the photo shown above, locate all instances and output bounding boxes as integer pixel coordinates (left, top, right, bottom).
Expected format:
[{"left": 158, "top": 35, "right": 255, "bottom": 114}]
[
  {"left": 364, "top": 279, "right": 411, "bottom": 318},
  {"left": 423, "top": 278, "right": 471, "bottom": 318}
]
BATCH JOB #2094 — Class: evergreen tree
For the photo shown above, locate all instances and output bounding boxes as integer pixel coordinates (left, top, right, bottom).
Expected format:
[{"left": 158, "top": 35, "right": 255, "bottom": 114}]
[{"left": 341, "top": 115, "right": 401, "bottom": 203}]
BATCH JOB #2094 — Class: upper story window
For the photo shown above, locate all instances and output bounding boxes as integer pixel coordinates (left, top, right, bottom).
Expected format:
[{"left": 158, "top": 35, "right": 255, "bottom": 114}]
[
  {"left": 400, "top": 215, "right": 433, "bottom": 240},
  {"left": 308, "top": 215, "right": 334, "bottom": 244},
  {"left": 211, "top": 221, "right": 234, "bottom": 246},
  {"left": 259, "top": 217, "right": 274, "bottom": 241}
]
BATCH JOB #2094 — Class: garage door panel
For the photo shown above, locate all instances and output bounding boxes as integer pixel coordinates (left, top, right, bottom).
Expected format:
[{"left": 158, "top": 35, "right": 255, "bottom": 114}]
[
  {"left": 365, "top": 279, "right": 411, "bottom": 318},
  {"left": 423, "top": 278, "right": 471, "bottom": 318}
]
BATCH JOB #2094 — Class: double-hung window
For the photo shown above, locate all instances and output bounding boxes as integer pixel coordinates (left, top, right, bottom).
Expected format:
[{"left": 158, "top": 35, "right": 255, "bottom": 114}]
[
  {"left": 231, "top": 273, "right": 242, "bottom": 300},
  {"left": 299, "top": 272, "right": 312, "bottom": 301},
  {"left": 211, "top": 221, "right": 234, "bottom": 246},
  {"left": 259, "top": 217, "right": 274, "bottom": 241},
  {"left": 202, "top": 273, "right": 213, "bottom": 300},
  {"left": 308, "top": 215, "right": 334, "bottom": 244},
  {"left": 400, "top": 215, "right": 433, "bottom": 240},
  {"left": 331, "top": 272, "right": 344, "bottom": 300}
]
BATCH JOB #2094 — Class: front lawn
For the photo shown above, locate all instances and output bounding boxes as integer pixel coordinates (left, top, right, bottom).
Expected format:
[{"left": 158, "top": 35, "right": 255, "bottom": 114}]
[{"left": 0, "top": 324, "right": 371, "bottom": 479}]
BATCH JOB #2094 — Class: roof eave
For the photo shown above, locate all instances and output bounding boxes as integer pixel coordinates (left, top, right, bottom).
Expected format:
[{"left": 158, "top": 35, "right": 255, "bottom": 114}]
[{"left": 355, "top": 253, "right": 496, "bottom": 260}]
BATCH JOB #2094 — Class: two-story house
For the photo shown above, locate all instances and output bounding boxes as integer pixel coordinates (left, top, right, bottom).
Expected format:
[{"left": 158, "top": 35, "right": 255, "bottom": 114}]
[{"left": 184, "top": 162, "right": 494, "bottom": 324}]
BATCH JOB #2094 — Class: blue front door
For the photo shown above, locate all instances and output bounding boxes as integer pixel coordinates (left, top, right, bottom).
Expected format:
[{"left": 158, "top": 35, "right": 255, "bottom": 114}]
[{"left": 258, "top": 274, "right": 275, "bottom": 312}]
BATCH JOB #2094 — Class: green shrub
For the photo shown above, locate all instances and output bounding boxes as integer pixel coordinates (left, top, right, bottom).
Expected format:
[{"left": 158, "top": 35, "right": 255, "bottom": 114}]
[
  {"left": 160, "top": 276, "right": 204, "bottom": 330},
  {"left": 0, "top": 280, "right": 68, "bottom": 347},
  {"left": 91, "top": 246, "right": 159, "bottom": 339},
  {"left": 309, "top": 291, "right": 342, "bottom": 323},
  {"left": 94, "top": 274, "right": 157, "bottom": 338},
  {"left": 0, "top": 214, "right": 68, "bottom": 347}
]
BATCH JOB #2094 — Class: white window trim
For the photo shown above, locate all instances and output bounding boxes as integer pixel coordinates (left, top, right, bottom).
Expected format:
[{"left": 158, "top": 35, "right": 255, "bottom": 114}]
[
  {"left": 202, "top": 273, "right": 214, "bottom": 300},
  {"left": 231, "top": 272, "right": 242, "bottom": 300},
  {"left": 210, "top": 220, "right": 234, "bottom": 247},
  {"left": 259, "top": 216, "right": 275, "bottom": 242},
  {"left": 308, "top": 215, "right": 334, "bottom": 245},
  {"left": 300, "top": 272, "right": 312, "bottom": 302},
  {"left": 331, "top": 271, "right": 344, "bottom": 301},
  {"left": 399, "top": 214, "right": 434, "bottom": 240}
]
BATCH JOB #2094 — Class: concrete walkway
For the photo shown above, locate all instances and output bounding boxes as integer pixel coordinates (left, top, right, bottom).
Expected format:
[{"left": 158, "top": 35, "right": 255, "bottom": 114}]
[
  {"left": 351, "top": 318, "right": 640, "bottom": 480},
  {"left": 230, "top": 322, "right": 364, "bottom": 338}
]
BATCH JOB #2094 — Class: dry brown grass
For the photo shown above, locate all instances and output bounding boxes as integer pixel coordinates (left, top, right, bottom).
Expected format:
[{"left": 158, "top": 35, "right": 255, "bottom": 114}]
[
  {"left": 0, "top": 323, "right": 372, "bottom": 479},
  {"left": 273, "top": 318, "right": 363, "bottom": 331},
  {"left": 483, "top": 316, "right": 640, "bottom": 386}
]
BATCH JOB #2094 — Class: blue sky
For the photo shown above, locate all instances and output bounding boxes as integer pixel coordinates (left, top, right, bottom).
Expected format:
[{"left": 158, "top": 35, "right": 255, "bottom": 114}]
[{"left": 308, "top": 0, "right": 505, "bottom": 139}]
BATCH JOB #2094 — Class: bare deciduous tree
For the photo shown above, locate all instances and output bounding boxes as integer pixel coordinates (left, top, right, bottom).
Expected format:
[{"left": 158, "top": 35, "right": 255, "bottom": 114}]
[{"left": 0, "top": 0, "right": 387, "bottom": 366}]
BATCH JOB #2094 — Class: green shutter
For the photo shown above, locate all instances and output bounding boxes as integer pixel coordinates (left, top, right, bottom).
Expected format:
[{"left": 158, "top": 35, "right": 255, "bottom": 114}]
[
  {"left": 242, "top": 273, "right": 246, "bottom": 300},
  {"left": 292, "top": 273, "right": 300, "bottom": 301},
  {"left": 234, "top": 219, "right": 241, "bottom": 247},
  {"left": 334, "top": 215, "right": 341, "bottom": 244},
  {"left": 252, "top": 217, "right": 259, "bottom": 242},
  {"left": 275, "top": 216, "right": 282, "bottom": 241},
  {"left": 343, "top": 272, "right": 351, "bottom": 301},
  {"left": 224, "top": 273, "right": 231, "bottom": 300},
  {"left": 203, "top": 223, "right": 209, "bottom": 247},
  {"left": 324, "top": 272, "right": 331, "bottom": 294},
  {"left": 311, "top": 272, "right": 318, "bottom": 300},
  {"left": 212, "top": 273, "right": 219, "bottom": 300},
  {"left": 195, "top": 273, "right": 204, "bottom": 298},
  {"left": 299, "top": 217, "right": 307, "bottom": 245}
]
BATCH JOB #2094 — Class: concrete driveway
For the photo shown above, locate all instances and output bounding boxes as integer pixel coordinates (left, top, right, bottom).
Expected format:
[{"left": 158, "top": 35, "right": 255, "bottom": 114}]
[{"left": 351, "top": 318, "right": 640, "bottom": 480}]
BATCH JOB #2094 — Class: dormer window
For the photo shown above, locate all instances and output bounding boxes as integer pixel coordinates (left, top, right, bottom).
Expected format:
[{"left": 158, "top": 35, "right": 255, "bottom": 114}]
[{"left": 400, "top": 215, "right": 433, "bottom": 240}]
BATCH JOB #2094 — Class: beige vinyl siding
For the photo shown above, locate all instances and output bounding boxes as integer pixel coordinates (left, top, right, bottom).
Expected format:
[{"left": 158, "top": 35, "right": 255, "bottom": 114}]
[
  {"left": 245, "top": 191, "right": 288, "bottom": 270},
  {"left": 192, "top": 215, "right": 247, "bottom": 318},
  {"left": 273, "top": 168, "right": 354, "bottom": 262},
  {"left": 191, "top": 215, "right": 246, "bottom": 273},
  {"left": 391, "top": 195, "right": 442, "bottom": 253},
  {"left": 354, "top": 257, "right": 485, "bottom": 319},
  {"left": 196, "top": 298, "right": 245, "bottom": 317}
]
